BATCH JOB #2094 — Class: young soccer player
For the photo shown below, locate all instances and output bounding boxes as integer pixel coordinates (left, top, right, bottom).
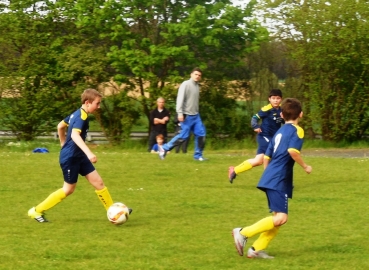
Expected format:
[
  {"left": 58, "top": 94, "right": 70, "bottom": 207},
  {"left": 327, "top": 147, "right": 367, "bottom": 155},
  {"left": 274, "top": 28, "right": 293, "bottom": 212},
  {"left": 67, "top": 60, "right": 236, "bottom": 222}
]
[
  {"left": 228, "top": 89, "right": 283, "bottom": 183},
  {"left": 232, "top": 98, "right": 312, "bottom": 258},
  {"left": 28, "top": 88, "right": 131, "bottom": 222}
]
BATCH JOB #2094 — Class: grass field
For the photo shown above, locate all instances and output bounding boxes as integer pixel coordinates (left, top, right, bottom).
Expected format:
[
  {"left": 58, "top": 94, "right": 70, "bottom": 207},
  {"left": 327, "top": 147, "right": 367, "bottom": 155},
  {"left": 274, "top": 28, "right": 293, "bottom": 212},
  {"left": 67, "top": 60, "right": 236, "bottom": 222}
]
[{"left": 1, "top": 143, "right": 368, "bottom": 270}]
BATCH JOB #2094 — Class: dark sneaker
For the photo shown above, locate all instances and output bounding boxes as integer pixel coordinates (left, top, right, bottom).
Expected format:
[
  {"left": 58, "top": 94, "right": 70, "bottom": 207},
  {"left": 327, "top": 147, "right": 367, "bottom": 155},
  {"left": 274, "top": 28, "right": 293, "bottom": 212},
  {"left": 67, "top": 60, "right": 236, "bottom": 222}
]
[
  {"left": 232, "top": 228, "right": 247, "bottom": 256},
  {"left": 28, "top": 207, "right": 48, "bottom": 223},
  {"left": 228, "top": 166, "right": 237, "bottom": 184},
  {"left": 247, "top": 247, "right": 274, "bottom": 259}
]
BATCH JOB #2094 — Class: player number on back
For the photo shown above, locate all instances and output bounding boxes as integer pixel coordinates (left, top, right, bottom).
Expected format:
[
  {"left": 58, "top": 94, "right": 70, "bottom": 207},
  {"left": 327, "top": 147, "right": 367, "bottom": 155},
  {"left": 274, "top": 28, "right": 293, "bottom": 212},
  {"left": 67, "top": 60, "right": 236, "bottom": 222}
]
[{"left": 273, "top": 133, "right": 282, "bottom": 153}]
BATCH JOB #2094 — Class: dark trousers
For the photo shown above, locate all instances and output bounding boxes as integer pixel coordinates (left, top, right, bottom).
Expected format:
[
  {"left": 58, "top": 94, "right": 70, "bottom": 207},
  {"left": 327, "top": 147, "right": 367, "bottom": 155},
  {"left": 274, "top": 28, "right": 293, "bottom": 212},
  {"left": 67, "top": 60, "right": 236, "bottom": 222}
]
[{"left": 175, "top": 136, "right": 190, "bottom": 153}]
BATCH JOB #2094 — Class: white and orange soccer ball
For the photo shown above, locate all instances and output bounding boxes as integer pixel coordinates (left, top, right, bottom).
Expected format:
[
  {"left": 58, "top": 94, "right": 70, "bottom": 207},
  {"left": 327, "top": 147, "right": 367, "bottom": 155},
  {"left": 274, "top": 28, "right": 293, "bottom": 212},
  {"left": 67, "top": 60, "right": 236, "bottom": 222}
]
[{"left": 107, "top": 202, "right": 130, "bottom": 225}]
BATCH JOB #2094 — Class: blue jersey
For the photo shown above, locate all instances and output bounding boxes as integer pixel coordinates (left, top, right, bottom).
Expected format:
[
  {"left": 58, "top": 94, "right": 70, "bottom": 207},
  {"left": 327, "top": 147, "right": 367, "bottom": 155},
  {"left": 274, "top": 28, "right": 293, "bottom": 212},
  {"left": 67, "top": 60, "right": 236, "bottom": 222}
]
[
  {"left": 257, "top": 123, "right": 304, "bottom": 198},
  {"left": 152, "top": 144, "right": 164, "bottom": 152},
  {"left": 251, "top": 104, "right": 283, "bottom": 137},
  {"left": 60, "top": 108, "right": 89, "bottom": 163}
]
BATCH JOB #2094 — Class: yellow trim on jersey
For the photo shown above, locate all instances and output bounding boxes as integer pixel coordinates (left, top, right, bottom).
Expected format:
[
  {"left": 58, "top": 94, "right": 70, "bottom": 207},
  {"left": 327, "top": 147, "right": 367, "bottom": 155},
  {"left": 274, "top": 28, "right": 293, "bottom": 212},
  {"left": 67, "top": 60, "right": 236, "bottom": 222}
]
[
  {"left": 261, "top": 104, "right": 273, "bottom": 112},
  {"left": 63, "top": 120, "right": 69, "bottom": 126},
  {"left": 264, "top": 155, "right": 271, "bottom": 160},
  {"left": 288, "top": 148, "right": 301, "bottom": 154},
  {"left": 73, "top": 128, "right": 82, "bottom": 133},
  {"left": 292, "top": 124, "right": 304, "bottom": 139},
  {"left": 81, "top": 109, "right": 88, "bottom": 120}
]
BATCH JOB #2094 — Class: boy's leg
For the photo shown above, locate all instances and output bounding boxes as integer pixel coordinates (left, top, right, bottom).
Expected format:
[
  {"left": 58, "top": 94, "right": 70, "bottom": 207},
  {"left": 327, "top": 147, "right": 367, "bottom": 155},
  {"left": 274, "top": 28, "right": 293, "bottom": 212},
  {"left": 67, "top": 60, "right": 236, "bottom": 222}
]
[
  {"left": 232, "top": 216, "right": 275, "bottom": 256},
  {"left": 28, "top": 188, "right": 68, "bottom": 222},
  {"left": 86, "top": 170, "right": 114, "bottom": 210},
  {"left": 229, "top": 136, "right": 268, "bottom": 182},
  {"left": 250, "top": 226, "right": 280, "bottom": 253},
  {"left": 35, "top": 188, "right": 68, "bottom": 213},
  {"left": 95, "top": 187, "right": 113, "bottom": 210},
  {"left": 247, "top": 191, "right": 288, "bottom": 257},
  {"left": 240, "top": 216, "right": 275, "bottom": 238},
  {"left": 28, "top": 159, "right": 79, "bottom": 222}
]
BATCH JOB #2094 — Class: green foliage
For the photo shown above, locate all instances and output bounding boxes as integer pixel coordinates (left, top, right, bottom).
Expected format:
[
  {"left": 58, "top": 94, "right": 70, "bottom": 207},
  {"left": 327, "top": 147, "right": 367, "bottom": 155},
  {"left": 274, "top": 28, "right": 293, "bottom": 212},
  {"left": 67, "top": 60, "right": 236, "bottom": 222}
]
[
  {"left": 259, "top": 0, "right": 369, "bottom": 141},
  {"left": 95, "top": 91, "right": 141, "bottom": 144},
  {"left": 0, "top": 81, "right": 57, "bottom": 140},
  {"left": 79, "top": 0, "right": 266, "bottom": 133},
  {"left": 1, "top": 147, "right": 369, "bottom": 269},
  {"left": 200, "top": 80, "right": 254, "bottom": 139},
  {"left": 0, "top": 1, "right": 115, "bottom": 139},
  {"left": 0, "top": 0, "right": 266, "bottom": 141}
]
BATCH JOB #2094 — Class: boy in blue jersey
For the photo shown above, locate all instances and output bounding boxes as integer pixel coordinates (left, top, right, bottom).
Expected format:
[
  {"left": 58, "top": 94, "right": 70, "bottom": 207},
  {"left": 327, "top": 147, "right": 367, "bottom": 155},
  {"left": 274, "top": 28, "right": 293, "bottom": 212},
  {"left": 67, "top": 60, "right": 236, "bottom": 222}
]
[
  {"left": 28, "top": 89, "right": 129, "bottom": 222},
  {"left": 228, "top": 89, "right": 283, "bottom": 183},
  {"left": 151, "top": 134, "right": 166, "bottom": 153},
  {"left": 232, "top": 98, "right": 312, "bottom": 258}
]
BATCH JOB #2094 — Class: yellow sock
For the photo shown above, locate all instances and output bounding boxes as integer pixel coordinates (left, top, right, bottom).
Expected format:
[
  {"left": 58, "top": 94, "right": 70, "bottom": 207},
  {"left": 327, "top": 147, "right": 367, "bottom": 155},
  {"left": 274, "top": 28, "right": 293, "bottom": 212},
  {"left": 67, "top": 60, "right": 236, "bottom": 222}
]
[
  {"left": 35, "top": 188, "right": 67, "bottom": 213},
  {"left": 95, "top": 186, "right": 113, "bottom": 210},
  {"left": 234, "top": 160, "right": 252, "bottom": 174},
  {"left": 252, "top": 226, "right": 280, "bottom": 251},
  {"left": 240, "top": 216, "right": 274, "bottom": 238}
]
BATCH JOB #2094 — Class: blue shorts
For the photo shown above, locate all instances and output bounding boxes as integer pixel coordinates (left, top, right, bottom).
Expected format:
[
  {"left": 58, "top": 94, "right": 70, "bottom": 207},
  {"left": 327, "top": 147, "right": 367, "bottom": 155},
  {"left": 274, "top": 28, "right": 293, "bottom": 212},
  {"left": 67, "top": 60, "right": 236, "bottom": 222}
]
[
  {"left": 256, "top": 135, "right": 272, "bottom": 155},
  {"left": 60, "top": 156, "right": 95, "bottom": 184},
  {"left": 265, "top": 189, "right": 289, "bottom": 214}
]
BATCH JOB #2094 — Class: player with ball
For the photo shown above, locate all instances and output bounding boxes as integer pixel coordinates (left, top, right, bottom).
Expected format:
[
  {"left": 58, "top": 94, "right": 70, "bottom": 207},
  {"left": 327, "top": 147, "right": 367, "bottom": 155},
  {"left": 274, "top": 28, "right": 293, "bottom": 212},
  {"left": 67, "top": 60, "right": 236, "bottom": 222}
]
[{"left": 28, "top": 89, "right": 131, "bottom": 223}]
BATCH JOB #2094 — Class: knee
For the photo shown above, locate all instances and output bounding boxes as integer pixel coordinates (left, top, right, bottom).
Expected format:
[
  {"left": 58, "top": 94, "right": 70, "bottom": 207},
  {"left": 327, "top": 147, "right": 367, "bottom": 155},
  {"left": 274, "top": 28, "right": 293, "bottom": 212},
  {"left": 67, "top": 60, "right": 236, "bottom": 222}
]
[
  {"left": 63, "top": 187, "right": 75, "bottom": 196},
  {"left": 95, "top": 182, "right": 105, "bottom": 190},
  {"left": 273, "top": 214, "right": 288, "bottom": 226}
]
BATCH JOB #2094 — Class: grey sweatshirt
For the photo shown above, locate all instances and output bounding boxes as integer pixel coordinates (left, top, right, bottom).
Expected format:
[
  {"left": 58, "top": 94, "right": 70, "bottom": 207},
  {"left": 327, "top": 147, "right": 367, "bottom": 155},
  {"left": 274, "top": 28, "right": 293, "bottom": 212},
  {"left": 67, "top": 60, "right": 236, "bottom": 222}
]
[{"left": 176, "top": 78, "right": 200, "bottom": 117}]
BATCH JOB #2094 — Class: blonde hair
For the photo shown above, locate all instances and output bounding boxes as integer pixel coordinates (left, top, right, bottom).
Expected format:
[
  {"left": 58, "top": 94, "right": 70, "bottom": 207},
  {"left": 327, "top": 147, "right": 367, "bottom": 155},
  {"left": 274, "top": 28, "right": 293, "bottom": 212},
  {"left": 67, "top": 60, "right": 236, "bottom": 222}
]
[{"left": 81, "top": 89, "right": 102, "bottom": 104}]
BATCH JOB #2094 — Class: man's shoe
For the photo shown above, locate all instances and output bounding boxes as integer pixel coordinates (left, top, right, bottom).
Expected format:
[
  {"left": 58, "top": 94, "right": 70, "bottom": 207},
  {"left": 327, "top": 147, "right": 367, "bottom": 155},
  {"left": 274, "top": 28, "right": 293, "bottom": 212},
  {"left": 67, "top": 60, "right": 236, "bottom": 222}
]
[
  {"left": 28, "top": 207, "right": 48, "bottom": 223},
  {"left": 228, "top": 166, "right": 237, "bottom": 184},
  {"left": 195, "top": 157, "right": 208, "bottom": 161},
  {"left": 247, "top": 247, "right": 274, "bottom": 259},
  {"left": 159, "top": 150, "right": 167, "bottom": 160},
  {"left": 232, "top": 228, "right": 247, "bottom": 256}
]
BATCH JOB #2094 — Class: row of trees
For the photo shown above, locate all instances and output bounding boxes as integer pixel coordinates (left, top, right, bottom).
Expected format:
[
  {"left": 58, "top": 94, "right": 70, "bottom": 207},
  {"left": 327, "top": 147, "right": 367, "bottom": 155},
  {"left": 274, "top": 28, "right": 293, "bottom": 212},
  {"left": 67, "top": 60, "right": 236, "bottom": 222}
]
[{"left": 0, "top": 0, "right": 369, "bottom": 142}]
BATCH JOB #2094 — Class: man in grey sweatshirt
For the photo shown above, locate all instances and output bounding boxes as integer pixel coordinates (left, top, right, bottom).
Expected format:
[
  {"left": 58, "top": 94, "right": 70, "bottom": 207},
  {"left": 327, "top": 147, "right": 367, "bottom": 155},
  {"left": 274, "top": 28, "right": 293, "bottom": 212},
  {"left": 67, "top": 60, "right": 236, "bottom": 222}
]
[{"left": 159, "top": 67, "right": 207, "bottom": 161}]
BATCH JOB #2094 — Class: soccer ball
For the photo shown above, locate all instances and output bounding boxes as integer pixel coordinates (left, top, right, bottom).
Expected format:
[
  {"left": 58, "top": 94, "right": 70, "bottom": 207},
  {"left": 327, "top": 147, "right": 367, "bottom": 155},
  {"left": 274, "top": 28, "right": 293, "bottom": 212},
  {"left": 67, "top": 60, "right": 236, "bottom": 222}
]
[{"left": 107, "top": 202, "right": 130, "bottom": 225}]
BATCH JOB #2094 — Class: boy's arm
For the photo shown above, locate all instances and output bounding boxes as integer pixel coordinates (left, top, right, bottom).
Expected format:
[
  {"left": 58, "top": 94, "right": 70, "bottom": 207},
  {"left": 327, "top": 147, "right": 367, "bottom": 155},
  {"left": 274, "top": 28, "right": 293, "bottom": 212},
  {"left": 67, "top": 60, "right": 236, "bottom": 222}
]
[
  {"left": 288, "top": 149, "right": 312, "bottom": 174},
  {"left": 57, "top": 120, "right": 68, "bottom": 147},
  {"left": 71, "top": 130, "right": 97, "bottom": 163},
  {"left": 263, "top": 156, "right": 271, "bottom": 169},
  {"left": 251, "top": 116, "right": 261, "bottom": 133}
]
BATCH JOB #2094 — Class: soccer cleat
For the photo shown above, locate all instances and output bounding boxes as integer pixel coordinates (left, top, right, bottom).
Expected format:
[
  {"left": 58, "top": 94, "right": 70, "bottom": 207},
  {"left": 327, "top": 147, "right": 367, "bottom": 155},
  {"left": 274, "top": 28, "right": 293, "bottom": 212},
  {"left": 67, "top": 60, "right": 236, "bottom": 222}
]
[
  {"left": 194, "top": 157, "right": 208, "bottom": 161},
  {"left": 247, "top": 247, "right": 274, "bottom": 259},
  {"left": 28, "top": 207, "right": 48, "bottom": 223},
  {"left": 128, "top": 208, "right": 133, "bottom": 214},
  {"left": 232, "top": 228, "right": 247, "bottom": 256},
  {"left": 159, "top": 150, "right": 167, "bottom": 160},
  {"left": 228, "top": 166, "right": 237, "bottom": 184}
]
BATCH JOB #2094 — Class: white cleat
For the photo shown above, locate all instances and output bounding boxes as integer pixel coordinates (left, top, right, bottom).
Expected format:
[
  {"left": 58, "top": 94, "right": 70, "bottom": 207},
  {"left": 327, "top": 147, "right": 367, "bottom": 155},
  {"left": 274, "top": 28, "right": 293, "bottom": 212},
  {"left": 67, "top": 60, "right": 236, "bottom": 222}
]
[
  {"left": 159, "top": 150, "right": 167, "bottom": 160},
  {"left": 247, "top": 247, "right": 274, "bottom": 259},
  {"left": 232, "top": 228, "right": 247, "bottom": 256}
]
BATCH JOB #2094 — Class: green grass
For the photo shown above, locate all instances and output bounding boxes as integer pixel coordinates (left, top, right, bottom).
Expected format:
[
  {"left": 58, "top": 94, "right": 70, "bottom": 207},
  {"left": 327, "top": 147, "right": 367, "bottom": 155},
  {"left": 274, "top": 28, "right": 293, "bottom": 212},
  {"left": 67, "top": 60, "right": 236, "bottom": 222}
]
[{"left": 0, "top": 144, "right": 369, "bottom": 269}]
